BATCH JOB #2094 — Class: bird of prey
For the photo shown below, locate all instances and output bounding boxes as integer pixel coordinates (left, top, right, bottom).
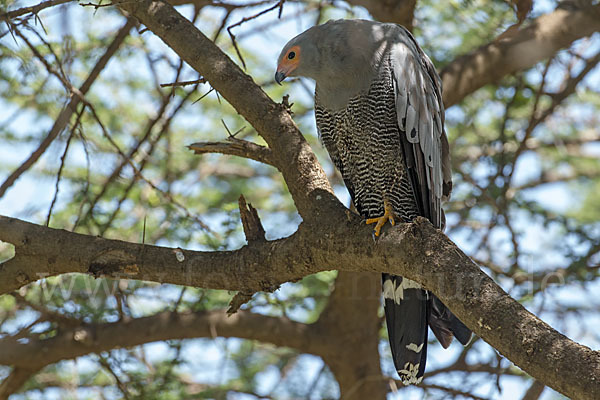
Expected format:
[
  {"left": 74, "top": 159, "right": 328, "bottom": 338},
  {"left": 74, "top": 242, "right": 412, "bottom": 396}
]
[{"left": 275, "top": 19, "right": 471, "bottom": 385}]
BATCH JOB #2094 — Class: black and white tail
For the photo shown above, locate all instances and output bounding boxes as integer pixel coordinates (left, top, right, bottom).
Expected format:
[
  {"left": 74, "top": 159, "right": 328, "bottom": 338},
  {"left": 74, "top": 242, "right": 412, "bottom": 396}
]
[
  {"left": 383, "top": 273, "right": 428, "bottom": 385},
  {"left": 383, "top": 274, "right": 471, "bottom": 385}
]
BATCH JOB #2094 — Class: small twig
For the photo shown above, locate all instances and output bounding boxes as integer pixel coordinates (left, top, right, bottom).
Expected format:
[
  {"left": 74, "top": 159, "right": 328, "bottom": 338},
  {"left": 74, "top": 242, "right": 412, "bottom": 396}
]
[
  {"left": 33, "top": 12, "right": 48, "bottom": 35},
  {"left": 45, "top": 110, "right": 80, "bottom": 227},
  {"left": 220, "top": 119, "right": 233, "bottom": 136},
  {"left": 212, "top": 9, "right": 232, "bottom": 43},
  {"left": 72, "top": 127, "right": 92, "bottom": 230},
  {"left": 159, "top": 78, "right": 206, "bottom": 88},
  {"left": 227, "top": 0, "right": 286, "bottom": 31},
  {"left": 220, "top": 119, "right": 245, "bottom": 138},
  {"left": 192, "top": 87, "right": 214, "bottom": 104},
  {"left": 0, "top": 0, "right": 74, "bottom": 22},
  {"left": 142, "top": 216, "right": 146, "bottom": 244},
  {"left": 172, "top": 287, "right": 187, "bottom": 312},
  {"left": 421, "top": 383, "right": 490, "bottom": 400},
  {"left": 79, "top": 2, "right": 116, "bottom": 9},
  {"left": 226, "top": 0, "right": 286, "bottom": 69},
  {"left": 227, "top": 28, "right": 246, "bottom": 69}
]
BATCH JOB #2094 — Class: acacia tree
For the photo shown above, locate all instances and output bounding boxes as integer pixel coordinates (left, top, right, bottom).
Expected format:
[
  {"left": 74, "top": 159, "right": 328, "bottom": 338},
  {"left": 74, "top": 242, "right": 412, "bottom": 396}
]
[{"left": 0, "top": 0, "right": 599, "bottom": 399}]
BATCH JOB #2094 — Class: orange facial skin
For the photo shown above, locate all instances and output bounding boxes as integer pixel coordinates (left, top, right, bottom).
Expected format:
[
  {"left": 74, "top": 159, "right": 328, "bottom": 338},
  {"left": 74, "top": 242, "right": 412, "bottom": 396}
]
[{"left": 276, "top": 45, "right": 301, "bottom": 82}]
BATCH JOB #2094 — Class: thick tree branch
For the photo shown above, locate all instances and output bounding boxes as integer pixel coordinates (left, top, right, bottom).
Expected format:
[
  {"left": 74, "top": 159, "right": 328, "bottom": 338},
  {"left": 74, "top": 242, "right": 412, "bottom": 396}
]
[
  {"left": 1, "top": 215, "right": 598, "bottom": 398},
  {"left": 0, "top": 309, "right": 320, "bottom": 369},
  {"left": 118, "top": 0, "right": 333, "bottom": 221},
  {"left": 441, "top": 3, "right": 600, "bottom": 107}
]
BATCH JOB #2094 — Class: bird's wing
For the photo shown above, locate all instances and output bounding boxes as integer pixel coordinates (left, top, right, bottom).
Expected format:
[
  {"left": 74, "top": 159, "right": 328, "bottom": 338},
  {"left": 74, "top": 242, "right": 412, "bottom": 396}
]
[
  {"left": 391, "top": 26, "right": 451, "bottom": 229},
  {"left": 390, "top": 26, "right": 471, "bottom": 351}
]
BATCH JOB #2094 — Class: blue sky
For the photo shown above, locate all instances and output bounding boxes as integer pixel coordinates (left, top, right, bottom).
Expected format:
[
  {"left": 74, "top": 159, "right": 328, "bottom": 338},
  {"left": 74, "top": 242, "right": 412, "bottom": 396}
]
[{"left": 1, "top": 0, "right": 599, "bottom": 399}]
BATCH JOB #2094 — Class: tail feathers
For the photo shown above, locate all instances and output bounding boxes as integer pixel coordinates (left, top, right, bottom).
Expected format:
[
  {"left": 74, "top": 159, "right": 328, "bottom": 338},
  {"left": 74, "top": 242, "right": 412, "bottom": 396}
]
[
  {"left": 382, "top": 274, "right": 428, "bottom": 385},
  {"left": 429, "top": 295, "right": 472, "bottom": 348}
]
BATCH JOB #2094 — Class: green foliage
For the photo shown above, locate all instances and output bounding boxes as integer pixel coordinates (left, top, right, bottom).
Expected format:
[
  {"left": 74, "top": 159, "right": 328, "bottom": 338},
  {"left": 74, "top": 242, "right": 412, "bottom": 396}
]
[{"left": 0, "top": 0, "right": 598, "bottom": 399}]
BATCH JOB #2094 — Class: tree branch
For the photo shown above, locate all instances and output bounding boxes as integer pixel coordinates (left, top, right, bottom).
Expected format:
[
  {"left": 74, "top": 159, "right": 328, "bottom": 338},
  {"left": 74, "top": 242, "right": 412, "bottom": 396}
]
[
  {"left": 0, "top": 18, "right": 135, "bottom": 199},
  {"left": 316, "top": 271, "right": 385, "bottom": 398},
  {"left": 441, "top": 3, "right": 600, "bottom": 107},
  {"left": 521, "top": 380, "right": 545, "bottom": 400},
  {"left": 1, "top": 0, "right": 598, "bottom": 398},
  {"left": 0, "top": 309, "right": 320, "bottom": 369},
  {"left": 117, "top": 0, "right": 334, "bottom": 222},
  {"left": 238, "top": 194, "right": 266, "bottom": 243},
  {"left": 188, "top": 138, "right": 275, "bottom": 167},
  {"left": 0, "top": 0, "right": 75, "bottom": 22},
  {"left": 0, "top": 367, "right": 41, "bottom": 400},
  {"left": 1, "top": 214, "right": 598, "bottom": 398}
]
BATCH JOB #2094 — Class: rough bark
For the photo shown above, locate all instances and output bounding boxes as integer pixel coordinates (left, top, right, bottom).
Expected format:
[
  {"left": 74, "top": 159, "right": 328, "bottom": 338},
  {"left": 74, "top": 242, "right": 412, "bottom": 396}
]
[
  {"left": 1, "top": 215, "right": 599, "bottom": 399},
  {"left": 441, "top": 3, "right": 600, "bottom": 107},
  {"left": 119, "top": 0, "right": 333, "bottom": 222}
]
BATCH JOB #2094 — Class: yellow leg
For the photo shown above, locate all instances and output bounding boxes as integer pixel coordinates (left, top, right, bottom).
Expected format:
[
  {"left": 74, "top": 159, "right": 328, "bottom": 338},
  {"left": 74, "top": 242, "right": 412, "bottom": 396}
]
[{"left": 365, "top": 199, "right": 396, "bottom": 237}]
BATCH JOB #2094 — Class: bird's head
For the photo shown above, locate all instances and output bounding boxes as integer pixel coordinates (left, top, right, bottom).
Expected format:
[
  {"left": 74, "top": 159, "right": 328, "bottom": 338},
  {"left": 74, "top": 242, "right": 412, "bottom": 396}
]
[
  {"left": 275, "top": 20, "right": 386, "bottom": 87},
  {"left": 275, "top": 44, "right": 300, "bottom": 84},
  {"left": 275, "top": 28, "right": 320, "bottom": 85}
]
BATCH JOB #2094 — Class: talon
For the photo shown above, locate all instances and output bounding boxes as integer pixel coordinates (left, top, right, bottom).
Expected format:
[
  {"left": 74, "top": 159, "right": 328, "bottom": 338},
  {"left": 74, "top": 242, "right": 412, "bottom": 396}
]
[{"left": 365, "top": 200, "right": 396, "bottom": 237}]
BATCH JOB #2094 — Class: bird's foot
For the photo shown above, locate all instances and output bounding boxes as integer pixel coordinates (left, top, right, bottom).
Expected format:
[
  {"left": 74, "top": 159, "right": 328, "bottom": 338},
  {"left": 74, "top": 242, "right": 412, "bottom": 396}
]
[{"left": 365, "top": 200, "right": 396, "bottom": 237}]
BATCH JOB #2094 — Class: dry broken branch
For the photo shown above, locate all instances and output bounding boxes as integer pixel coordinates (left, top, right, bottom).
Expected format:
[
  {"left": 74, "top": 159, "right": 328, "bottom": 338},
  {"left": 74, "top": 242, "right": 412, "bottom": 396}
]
[
  {"left": 238, "top": 195, "right": 266, "bottom": 243},
  {"left": 188, "top": 138, "right": 275, "bottom": 166}
]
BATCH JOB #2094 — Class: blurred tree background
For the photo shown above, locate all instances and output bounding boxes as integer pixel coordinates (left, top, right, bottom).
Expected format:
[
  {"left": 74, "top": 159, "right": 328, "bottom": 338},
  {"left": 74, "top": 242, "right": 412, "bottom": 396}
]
[{"left": 0, "top": 0, "right": 599, "bottom": 399}]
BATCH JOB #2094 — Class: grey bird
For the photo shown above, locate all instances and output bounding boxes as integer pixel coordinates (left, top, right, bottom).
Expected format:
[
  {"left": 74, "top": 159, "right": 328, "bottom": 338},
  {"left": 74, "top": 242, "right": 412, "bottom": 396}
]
[{"left": 275, "top": 19, "right": 471, "bottom": 384}]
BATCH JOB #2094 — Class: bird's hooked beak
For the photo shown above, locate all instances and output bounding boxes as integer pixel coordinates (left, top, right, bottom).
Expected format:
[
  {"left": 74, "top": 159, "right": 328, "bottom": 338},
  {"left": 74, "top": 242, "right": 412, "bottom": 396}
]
[
  {"left": 275, "top": 70, "right": 286, "bottom": 85},
  {"left": 275, "top": 58, "right": 296, "bottom": 85}
]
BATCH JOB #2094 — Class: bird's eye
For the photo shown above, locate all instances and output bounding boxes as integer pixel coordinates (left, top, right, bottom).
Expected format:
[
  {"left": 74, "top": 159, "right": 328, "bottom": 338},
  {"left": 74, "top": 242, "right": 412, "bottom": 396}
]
[{"left": 287, "top": 51, "right": 296, "bottom": 60}]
